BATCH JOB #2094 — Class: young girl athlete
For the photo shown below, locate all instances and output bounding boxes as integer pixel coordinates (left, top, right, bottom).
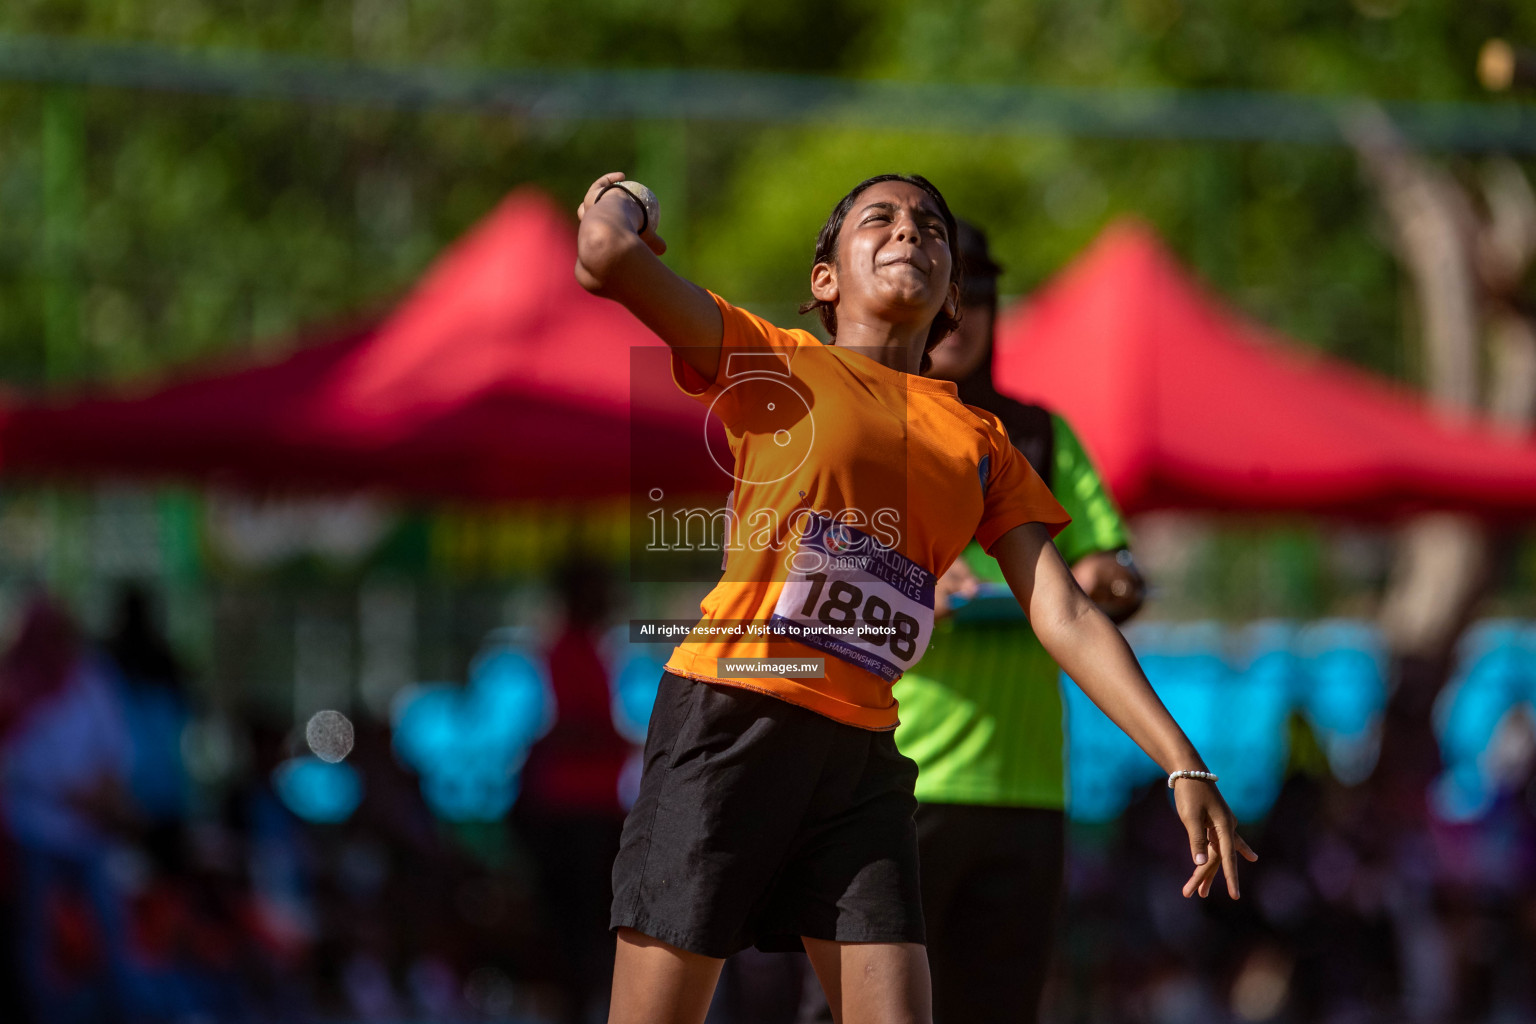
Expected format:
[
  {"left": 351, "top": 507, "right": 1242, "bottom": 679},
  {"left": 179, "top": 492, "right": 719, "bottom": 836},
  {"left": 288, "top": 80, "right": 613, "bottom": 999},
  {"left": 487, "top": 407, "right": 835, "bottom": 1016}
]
[{"left": 576, "top": 171, "right": 1255, "bottom": 1024}]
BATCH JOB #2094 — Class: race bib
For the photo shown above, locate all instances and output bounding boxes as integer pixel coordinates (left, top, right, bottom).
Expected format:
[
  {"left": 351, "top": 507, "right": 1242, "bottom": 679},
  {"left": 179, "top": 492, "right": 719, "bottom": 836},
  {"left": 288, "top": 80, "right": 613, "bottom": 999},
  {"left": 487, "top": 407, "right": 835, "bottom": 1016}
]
[{"left": 769, "top": 515, "right": 936, "bottom": 681}]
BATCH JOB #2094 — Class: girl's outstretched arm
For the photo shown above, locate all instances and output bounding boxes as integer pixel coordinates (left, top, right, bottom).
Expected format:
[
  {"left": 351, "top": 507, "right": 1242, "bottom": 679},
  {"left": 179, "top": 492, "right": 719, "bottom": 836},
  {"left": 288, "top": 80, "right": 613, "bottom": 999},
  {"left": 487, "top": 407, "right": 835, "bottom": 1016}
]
[
  {"left": 575, "top": 171, "right": 723, "bottom": 384},
  {"left": 989, "top": 521, "right": 1259, "bottom": 899}
]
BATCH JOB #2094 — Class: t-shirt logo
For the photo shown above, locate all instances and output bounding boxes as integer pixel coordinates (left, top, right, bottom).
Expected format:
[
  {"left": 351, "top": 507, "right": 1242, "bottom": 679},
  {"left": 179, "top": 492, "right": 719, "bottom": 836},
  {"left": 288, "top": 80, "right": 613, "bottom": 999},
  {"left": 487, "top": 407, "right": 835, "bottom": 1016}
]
[{"left": 978, "top": 453, "right": 992, "bottom": 496}]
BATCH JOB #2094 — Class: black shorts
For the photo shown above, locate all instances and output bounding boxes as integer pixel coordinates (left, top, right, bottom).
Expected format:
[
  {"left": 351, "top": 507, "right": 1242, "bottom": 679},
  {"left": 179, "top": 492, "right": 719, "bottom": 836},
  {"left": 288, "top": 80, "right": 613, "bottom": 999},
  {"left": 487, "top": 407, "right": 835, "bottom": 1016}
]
[
  {"left": 917, "top": 803, "right": 1065, "bottom": 1024},
  {"left": 610, "top": 671, "right": 925, "bottom": 959},
  {"left": 794, "top": 803, "right": 1066, "bottom": 1024}
]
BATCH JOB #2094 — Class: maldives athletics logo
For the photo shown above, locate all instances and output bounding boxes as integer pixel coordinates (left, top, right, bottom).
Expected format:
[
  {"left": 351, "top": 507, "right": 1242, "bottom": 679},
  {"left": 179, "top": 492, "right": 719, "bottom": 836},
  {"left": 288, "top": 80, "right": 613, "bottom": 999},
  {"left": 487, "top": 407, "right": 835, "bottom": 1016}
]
[{"left": 825, "top": 521, "right": 857, "bottom": 555}]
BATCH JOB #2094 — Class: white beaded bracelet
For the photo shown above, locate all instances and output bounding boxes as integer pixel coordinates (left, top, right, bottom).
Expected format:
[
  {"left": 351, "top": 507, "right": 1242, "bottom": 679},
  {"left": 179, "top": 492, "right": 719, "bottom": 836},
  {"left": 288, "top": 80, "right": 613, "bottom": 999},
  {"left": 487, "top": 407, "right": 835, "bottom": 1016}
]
[{"left": 1167, "top": 770, "right": 1218, "bottom": 789}]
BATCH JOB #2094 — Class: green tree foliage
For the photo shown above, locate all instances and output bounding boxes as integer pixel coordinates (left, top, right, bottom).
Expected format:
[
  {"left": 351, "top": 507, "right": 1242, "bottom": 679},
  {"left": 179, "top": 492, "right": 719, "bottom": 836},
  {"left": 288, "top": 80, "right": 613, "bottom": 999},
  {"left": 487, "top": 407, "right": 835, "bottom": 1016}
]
[{"left": 1, "top": 0, "right": 1534, "bottom": 389}]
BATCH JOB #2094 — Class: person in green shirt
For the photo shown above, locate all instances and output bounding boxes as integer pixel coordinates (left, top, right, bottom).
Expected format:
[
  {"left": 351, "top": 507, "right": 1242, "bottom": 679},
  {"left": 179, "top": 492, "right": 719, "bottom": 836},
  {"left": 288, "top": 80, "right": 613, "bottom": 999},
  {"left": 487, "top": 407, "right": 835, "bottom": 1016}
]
[{"left": 895, "top": 220, "right": 1145, "bottom": 1024}]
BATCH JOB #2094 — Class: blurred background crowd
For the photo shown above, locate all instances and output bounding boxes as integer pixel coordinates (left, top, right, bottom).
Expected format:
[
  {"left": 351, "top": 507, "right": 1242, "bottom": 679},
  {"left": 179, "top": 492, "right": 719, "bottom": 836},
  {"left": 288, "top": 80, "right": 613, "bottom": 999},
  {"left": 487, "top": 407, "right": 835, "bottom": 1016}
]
[{"left": 3, "top": 1, "right": 1536, "bottom": 1023}]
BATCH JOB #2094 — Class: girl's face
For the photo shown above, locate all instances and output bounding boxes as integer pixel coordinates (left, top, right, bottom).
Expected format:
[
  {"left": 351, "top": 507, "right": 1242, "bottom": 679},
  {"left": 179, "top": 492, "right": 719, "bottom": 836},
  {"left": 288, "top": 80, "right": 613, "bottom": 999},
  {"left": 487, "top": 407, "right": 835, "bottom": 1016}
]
[{"left": 813, "top": 181, "right": 957, "bottom": 333}]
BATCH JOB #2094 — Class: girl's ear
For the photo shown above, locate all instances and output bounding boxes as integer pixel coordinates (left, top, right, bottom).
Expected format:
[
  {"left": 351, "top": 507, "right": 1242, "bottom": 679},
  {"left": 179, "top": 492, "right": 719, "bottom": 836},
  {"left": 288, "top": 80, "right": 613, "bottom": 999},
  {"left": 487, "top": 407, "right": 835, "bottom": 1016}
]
[
  {"left": 810, "top": 261, "right": 839, "bottom": 304},
  {"left": 943, "top": 280, "right": 960, "bottom": 319}
]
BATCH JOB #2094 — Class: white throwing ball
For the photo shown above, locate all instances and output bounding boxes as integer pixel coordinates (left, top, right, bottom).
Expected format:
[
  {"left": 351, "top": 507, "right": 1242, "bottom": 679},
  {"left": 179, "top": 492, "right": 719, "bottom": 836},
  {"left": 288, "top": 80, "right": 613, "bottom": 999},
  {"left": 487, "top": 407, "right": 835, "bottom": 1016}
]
[{"left": 615, "top": 180, "right": 660, "bottom": 233}]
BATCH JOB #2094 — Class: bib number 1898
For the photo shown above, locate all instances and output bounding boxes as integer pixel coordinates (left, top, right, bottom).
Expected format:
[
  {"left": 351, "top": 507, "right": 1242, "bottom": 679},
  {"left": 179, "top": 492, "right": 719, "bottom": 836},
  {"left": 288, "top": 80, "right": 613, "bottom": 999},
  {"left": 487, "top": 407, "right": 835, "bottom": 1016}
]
[
  {"left": 797, "top": 572, "right": 921, "bottom": 660},
  {"left": 767, "top": 515, "right": 936, "bottom": 681}
]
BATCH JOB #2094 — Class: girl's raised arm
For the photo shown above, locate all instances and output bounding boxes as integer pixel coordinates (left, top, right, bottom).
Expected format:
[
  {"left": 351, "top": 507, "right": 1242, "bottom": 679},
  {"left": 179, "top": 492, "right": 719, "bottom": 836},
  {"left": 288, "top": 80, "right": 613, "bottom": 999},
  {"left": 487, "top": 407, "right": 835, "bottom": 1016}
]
[
  {"left": 575, "top": 171, "right": 724, "bottom": 385},
  {"left": 988, "top": 521, "right": 1259, "bottom": 900}
]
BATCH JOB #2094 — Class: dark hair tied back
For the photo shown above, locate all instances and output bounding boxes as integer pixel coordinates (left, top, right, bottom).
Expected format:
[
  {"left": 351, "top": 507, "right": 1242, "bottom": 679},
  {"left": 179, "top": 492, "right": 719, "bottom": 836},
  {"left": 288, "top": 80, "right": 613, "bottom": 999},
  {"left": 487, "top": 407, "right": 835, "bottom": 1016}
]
[{"left": 798, "top": 174, "right": 962, "bottom": 374}]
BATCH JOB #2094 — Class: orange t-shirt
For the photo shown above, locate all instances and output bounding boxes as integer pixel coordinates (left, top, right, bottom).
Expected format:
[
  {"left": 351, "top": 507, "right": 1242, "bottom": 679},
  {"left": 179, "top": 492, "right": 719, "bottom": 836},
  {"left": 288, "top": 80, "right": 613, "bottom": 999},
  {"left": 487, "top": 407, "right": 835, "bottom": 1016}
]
[{"left": 663, "top": 293, "right": 1069, "bottom": 730}]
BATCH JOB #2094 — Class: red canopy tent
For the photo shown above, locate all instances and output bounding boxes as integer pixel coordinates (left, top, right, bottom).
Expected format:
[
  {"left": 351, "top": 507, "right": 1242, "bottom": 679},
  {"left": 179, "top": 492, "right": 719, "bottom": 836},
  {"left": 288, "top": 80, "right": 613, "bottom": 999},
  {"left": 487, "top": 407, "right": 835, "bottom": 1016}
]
[
  {"left": 0, "top": 189, "right": 726, "bottom": 503},
  {"left": 992, "top": 222, "right": 1536, "bottom": 519},
  {"left": 8, "top": 200, "right": 1533, "bottom": 519}
]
